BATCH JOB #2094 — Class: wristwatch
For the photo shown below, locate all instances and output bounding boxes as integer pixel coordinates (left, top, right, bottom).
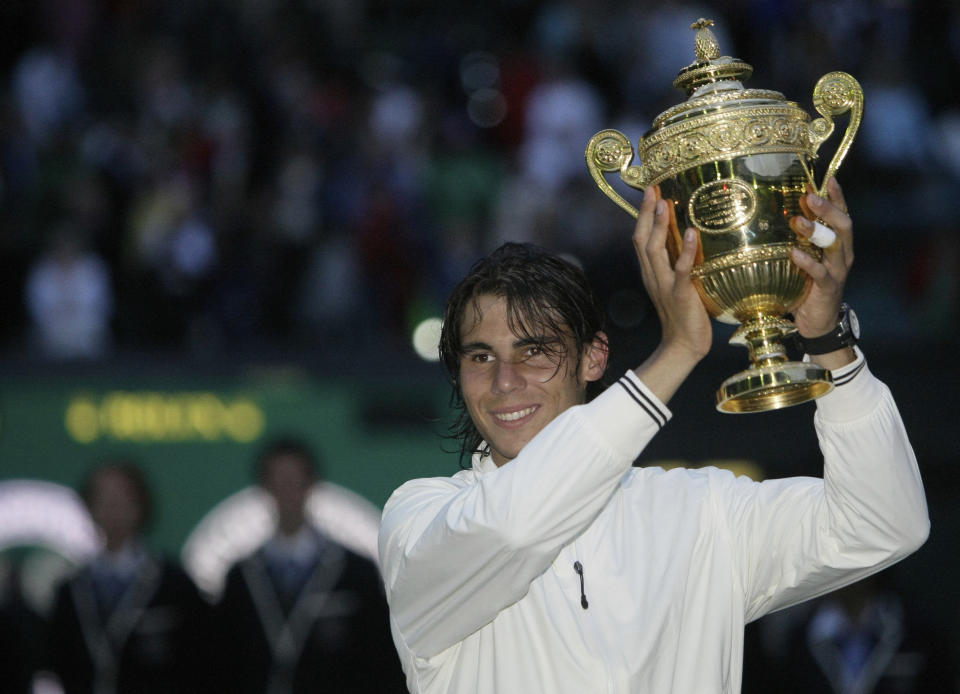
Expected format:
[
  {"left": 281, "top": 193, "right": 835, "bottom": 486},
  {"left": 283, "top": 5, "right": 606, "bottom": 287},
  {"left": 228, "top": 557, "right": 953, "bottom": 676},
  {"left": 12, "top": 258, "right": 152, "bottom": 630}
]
[{"left": 792, "top": 303, "right": 860, "bottom": 355}]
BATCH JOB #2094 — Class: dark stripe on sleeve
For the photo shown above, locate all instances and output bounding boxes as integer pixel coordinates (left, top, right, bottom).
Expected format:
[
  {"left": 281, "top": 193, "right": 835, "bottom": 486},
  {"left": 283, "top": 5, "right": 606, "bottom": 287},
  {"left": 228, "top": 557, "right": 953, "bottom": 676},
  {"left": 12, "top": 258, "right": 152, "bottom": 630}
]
[
  {"left": 832, "top": 361, "right": 865, "bottom": 387},
  {"left": 617, "top": 376, "right": 668, "bottom": 428}
]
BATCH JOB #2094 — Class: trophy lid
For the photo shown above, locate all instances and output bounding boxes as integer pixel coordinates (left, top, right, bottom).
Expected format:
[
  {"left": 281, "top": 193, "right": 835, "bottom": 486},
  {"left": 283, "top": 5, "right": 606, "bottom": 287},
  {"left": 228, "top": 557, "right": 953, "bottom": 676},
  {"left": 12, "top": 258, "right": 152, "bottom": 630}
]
[
  {"left": 651, "top": 18, "right": 787, "bottom": 130},
  {"left": 672, "top": 19, "right": 753, "bottom": 94}
]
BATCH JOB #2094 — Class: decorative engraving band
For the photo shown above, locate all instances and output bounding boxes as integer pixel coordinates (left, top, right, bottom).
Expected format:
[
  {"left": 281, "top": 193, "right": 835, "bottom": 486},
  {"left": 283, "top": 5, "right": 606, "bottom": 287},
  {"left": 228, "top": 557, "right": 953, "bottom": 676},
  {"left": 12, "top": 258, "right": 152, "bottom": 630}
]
[
  {"left": 691, "top": 243, "right": 793, "bottom": 278},
  {"left": 653, "top": 89, "right": 785, "bottom": 128},
  {"left": 632, "top": 105, "right": 814, "bottom": 188}
]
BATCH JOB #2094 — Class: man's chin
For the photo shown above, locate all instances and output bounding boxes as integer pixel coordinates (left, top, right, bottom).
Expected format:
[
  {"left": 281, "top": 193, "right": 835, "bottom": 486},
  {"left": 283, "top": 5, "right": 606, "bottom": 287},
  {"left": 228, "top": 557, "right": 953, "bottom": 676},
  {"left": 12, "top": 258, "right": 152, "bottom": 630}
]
[{"left": 490, "top": 442, "right": 525, "bottom": 467}]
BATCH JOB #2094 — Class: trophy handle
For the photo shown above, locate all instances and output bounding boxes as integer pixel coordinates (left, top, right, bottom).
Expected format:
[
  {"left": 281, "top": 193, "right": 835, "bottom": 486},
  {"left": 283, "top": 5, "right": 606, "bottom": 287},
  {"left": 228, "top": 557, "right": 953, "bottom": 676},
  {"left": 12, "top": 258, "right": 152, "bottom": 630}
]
[
  {"left": 808, "top": 71, "right": 864, "bottom": 196},
  {"left": 585, "top": 129, "right": 646, "bottom": 219}
]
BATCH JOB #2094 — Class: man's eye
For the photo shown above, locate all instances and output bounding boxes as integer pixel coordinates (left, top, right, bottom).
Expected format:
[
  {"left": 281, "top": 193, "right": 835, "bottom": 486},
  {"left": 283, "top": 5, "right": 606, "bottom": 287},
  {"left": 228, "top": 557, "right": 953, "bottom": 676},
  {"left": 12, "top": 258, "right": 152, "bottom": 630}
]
[{"left": 469, "top": 353, "right": 492, "bottom": 363}]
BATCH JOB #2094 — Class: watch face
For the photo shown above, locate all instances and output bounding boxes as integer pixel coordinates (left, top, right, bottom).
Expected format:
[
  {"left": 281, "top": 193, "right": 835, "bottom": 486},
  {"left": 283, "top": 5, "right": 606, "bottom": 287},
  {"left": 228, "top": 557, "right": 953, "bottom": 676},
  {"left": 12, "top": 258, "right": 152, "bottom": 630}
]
[{"left": 848, "top": 308, "right": 860, "bottom": 339}]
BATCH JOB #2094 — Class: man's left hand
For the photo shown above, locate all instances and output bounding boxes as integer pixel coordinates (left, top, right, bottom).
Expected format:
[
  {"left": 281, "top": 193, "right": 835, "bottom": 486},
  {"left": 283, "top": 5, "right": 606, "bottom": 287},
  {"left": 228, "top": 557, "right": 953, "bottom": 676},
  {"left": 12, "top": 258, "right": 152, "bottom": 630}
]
[{"left": 789, "top": 177, "right": 853, "bottom": 337}]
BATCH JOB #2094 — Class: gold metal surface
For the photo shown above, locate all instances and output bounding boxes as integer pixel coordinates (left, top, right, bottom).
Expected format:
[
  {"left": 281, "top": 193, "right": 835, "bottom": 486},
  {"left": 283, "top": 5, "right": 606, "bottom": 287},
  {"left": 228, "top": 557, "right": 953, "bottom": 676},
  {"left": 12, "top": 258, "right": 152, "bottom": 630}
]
[{"left": 585, "top": 18, "right": 863, "bottom": 413}]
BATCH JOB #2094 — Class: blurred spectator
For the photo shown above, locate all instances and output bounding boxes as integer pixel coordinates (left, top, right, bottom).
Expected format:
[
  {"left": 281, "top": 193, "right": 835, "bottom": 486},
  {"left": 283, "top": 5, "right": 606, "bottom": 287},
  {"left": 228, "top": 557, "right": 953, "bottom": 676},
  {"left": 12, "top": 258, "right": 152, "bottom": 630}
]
[
  {"left": 518, "top": 56, "right": 604, "bottom": 194},
  {"left": 261, "top": 148, "right": 323, "bottom": 339},
  {"left": 295, "top": 230, "right": 363, "bottom": 346},
  {"left": 214, "top": 438, "right": 405, "bottom": 694},
  {"left": 905, "top": 232, "right": 960, "bottom": 340},
  {"left": 934, "top": 109, "right": 960, "bottom": 181},
  {"left": 125, "top": 170, "right": 218, "bottom": 348},
  {"left": 859, "top": 61, "right": 931, "bottom": 178},
  {"left": 47, "top": 461, "right": 211, "bottom": 694},
  {"left": 743, "top": 572, "right": 956, "bottom": 693},
  {"left": 357, "top": 180, "right": 428, "bottom": 344},
  {"left": 0, "top": 560, "right": 48, "bottom": 694},
  {"left": 11, "top": 45, "right": 84, "bottom": 149},
  {"left": 24, "top": 223, "right": 113, "bottom": 359}
]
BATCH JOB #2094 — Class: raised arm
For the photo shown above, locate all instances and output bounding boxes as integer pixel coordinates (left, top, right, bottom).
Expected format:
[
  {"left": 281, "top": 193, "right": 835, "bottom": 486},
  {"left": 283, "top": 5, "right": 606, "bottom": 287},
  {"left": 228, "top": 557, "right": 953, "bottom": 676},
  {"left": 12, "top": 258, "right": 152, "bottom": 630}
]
[
  {"left": 726, "top": 354, "right": 928, "bottom": 621},
  {"left": 727, "top": 180, "right": 928, "bottom": 617}
]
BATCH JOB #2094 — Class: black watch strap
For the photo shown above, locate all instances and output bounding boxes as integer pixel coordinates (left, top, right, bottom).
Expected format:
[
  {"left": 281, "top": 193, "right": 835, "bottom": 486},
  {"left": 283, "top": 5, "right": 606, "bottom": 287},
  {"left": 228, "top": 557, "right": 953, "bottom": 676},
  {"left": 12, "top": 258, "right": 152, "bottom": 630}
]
[{"left": 792, "top": 304, "right": 859, "bottom": 355}]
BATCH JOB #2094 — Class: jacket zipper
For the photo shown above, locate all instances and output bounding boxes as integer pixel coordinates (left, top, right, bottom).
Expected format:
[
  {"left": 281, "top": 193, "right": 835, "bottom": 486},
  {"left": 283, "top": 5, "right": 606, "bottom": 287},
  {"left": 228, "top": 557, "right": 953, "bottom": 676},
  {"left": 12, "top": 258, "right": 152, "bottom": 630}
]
[
  {"left": 573, "top": 561, "right": 589, "bottom": 609},
  {"left": 572, "top": 552, "right": 615, "bottom": 691}
]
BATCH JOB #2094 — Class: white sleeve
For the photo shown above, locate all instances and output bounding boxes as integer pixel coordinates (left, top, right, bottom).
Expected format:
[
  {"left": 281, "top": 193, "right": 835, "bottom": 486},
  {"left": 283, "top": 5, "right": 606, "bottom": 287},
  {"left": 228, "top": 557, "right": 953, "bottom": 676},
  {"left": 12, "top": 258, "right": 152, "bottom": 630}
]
[
  {"left": 724, "top": 352, "right": 930, "bottom": 622},
  {"left": 378, "top": 371, "right": 670, "bottom": 657}
]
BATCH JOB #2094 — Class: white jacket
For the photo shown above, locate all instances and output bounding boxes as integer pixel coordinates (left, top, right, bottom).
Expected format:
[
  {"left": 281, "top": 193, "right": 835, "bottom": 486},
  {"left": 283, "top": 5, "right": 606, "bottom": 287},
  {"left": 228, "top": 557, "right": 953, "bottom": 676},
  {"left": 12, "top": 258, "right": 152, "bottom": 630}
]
[{"left": 378, "top": 353, "right": 929, "bottom": 693}]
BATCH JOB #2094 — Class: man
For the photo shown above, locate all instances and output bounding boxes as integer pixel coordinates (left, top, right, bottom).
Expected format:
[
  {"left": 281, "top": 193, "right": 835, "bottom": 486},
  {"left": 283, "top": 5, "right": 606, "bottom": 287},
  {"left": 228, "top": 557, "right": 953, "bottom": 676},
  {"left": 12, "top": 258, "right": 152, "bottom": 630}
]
[
  {"left": 49, "top": 461, "right": 210, "bottom": 694},
  {"left": 215, "top": 438, "right": 405, "bottom": 694},
  {"left": 378, "top": 180, "right": 929, "bottom": 693}
]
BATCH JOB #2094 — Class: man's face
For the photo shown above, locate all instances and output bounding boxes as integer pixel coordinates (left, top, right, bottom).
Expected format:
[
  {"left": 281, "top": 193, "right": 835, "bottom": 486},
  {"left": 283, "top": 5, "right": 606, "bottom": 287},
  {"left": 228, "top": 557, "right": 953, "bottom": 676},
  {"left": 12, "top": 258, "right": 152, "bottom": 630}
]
[
  {"left": 88, "top": 470, "right": 144, "bottom": 548},
  {"left": 458, "top": 294, "right": 606, "bottom": 467},
  {"left": 263, "top": 454, "right": 313, "bottom": 532}
]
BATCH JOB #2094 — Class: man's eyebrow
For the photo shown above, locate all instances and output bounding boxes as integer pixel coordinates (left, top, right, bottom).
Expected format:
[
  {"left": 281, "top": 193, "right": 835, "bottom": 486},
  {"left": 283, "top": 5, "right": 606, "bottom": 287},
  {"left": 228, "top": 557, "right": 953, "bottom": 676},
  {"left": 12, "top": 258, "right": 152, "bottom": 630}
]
[
  {"left": 460, "top": 341, "right": 492, "bottom": 352},
  {"left": 460, "top": 336, "right": 562, "bottom": 352},
  {"left": 515, "top": 335, "right": 563, "bottom": 347}
]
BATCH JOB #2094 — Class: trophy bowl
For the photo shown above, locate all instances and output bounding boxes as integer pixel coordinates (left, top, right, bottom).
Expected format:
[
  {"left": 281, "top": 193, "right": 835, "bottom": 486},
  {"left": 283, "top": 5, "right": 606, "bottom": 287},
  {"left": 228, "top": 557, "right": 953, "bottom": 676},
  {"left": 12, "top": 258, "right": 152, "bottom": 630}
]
[{"left": 586, "top": 19, "right": 863, "bottom": 413}]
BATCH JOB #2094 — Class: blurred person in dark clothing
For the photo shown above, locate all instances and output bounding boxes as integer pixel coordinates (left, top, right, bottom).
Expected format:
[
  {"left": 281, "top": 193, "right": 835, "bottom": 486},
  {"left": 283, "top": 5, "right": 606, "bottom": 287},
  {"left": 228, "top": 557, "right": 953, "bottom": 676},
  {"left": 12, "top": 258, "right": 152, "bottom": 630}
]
[
  {"left": 214, "top": 438, "right": 405, "bottom": 694},
  {"left": 742, "top": 572, "right": 955, "bottom": 693},
  {"left": 0, "top": 562, "right": 47, "bottom": 694},
  {"left": 48, "top": 461, "right": 211, "bottom": 694}
]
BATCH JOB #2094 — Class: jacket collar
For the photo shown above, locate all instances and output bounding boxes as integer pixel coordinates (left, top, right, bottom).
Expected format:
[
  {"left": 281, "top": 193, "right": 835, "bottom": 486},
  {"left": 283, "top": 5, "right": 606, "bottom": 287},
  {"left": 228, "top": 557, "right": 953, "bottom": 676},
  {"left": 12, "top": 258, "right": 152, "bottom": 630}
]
[{"left": 472, "top": 447, "right": 499, "bottom": 474}]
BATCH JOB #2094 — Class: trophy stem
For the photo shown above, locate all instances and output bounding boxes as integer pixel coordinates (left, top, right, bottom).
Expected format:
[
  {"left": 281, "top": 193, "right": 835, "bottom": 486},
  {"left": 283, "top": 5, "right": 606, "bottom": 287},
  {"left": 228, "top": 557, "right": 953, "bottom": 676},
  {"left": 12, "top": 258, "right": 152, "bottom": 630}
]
[
  {"left": 739, "top": 317, "right": 790, "bottom": 366},
  {"left": 717, "top": 316, "right": 834, "bottom": 413}
]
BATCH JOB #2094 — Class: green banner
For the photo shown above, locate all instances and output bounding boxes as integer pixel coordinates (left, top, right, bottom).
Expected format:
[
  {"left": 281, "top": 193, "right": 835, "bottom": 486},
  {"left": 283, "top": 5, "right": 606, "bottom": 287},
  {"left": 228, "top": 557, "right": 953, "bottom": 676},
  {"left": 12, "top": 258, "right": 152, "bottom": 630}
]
[{"left": 0, "top": 369, "right": 454, "bottom": 557}]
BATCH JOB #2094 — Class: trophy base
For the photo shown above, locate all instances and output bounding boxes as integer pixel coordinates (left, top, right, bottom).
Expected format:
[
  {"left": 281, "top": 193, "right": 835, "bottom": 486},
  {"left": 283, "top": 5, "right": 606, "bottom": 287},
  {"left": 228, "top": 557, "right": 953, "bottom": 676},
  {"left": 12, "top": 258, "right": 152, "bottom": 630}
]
[{"left": 716, "top": 362, "right": 834, "bottom": 413}]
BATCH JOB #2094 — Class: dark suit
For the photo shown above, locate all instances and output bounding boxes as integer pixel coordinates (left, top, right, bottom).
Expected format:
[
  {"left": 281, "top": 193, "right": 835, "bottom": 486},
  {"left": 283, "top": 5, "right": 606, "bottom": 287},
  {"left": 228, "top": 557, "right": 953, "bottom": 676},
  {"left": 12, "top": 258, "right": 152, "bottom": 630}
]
[
  {"left": 0, "top": 589, "right": 45, "bottom": 694},
  {"left": 215, "top": 529, "right": 405, "bottom": 694},
  {"left": 49, "top": 553, "right": 210, "bottom": 694}
]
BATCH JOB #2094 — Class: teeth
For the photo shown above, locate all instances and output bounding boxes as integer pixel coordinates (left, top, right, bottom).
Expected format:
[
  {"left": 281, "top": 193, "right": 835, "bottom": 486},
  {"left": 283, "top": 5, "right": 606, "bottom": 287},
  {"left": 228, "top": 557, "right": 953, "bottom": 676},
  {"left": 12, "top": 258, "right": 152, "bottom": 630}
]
[{"left": 495, "top": 407, "right": 536, "bottom": 422}]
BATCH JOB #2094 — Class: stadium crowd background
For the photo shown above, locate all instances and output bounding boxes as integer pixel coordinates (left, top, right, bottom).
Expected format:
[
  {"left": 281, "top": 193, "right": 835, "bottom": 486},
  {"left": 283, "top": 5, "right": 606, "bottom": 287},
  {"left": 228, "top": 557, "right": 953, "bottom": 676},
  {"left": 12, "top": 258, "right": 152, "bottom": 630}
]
[{"left": 1, "top": 0, "right": 957, "bottom": 367}]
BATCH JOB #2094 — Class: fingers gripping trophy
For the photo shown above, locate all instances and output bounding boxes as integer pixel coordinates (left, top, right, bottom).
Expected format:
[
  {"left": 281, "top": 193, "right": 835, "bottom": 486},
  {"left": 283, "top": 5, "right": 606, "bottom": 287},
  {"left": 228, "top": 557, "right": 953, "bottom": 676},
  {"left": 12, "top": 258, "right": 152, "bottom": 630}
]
[{"left": 586, "top": 18, "right": 864, "bottom": 413}]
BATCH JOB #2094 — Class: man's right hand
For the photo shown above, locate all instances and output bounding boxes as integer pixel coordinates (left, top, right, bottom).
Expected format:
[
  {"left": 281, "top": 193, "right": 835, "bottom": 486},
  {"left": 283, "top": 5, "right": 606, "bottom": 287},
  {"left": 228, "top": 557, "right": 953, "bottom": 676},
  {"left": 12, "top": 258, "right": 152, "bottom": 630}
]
[{"left": 631, "top": 186, "right": 712, "bottom": 404}]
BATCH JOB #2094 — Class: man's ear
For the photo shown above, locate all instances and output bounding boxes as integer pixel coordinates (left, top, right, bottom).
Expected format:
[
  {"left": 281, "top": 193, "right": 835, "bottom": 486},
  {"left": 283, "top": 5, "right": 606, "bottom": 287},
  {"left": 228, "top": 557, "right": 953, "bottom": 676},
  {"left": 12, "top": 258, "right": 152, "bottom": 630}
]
[{"left": 582, "top": 331, "right": 610, "bottom": 383}]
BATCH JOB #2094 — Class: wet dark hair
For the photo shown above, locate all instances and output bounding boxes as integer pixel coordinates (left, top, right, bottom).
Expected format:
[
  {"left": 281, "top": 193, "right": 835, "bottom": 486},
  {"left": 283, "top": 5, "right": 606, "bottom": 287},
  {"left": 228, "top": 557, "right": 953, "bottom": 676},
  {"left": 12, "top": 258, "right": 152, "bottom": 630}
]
[
  {"left": 80, "top": 460, "right": 154, "bottom": 532},
  {"left": 439, "top": 242, "right": 609, "bottom": 464},
  {"left": 254, "top": 437, "right": 322, "bottom": 484}
]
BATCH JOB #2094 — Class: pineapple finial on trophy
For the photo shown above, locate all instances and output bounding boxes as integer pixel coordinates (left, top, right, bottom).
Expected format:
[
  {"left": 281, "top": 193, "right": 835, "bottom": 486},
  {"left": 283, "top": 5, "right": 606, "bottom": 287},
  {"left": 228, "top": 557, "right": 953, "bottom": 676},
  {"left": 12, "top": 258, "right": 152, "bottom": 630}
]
[{"left": 691, "top": 18, "right": 720, "bottom": 62}]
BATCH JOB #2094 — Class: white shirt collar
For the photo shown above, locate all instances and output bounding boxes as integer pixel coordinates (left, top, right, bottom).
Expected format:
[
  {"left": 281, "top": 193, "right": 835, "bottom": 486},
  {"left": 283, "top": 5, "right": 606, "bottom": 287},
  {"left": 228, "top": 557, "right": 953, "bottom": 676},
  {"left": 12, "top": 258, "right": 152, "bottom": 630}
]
[{"left": 472, "top": 444, "right": 499, "bottom": 474}]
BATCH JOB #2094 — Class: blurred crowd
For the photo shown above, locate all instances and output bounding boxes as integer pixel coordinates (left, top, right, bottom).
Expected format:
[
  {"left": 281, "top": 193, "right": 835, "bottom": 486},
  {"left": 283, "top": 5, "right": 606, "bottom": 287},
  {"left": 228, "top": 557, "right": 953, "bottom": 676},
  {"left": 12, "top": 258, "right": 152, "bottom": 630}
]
[{"left": 1, "top": 0, "right": 958, "bottom": 364}]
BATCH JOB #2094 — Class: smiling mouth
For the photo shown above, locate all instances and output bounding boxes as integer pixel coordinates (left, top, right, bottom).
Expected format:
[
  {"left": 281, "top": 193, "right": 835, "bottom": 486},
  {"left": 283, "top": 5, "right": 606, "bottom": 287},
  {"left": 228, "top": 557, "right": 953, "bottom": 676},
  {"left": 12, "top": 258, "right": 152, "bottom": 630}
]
[{"left": 493, "top": 406, "right": 537, "bottom": 422}]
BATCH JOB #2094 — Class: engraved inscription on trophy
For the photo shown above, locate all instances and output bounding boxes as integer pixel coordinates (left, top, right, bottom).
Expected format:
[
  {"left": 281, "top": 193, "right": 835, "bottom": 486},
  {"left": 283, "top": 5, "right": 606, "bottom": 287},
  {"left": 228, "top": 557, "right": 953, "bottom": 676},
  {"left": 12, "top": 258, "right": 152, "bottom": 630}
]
[{"left": 688, "top": 179, "right": 756, "bottom": 233}]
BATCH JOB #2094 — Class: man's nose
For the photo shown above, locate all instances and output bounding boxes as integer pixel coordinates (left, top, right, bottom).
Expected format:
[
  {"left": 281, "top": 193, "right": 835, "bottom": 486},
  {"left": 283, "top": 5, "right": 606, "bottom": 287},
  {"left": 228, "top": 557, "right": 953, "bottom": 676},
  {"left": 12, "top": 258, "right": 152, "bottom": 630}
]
[{"left": 492, "top": 359, "right": 525, "bottom": 393}]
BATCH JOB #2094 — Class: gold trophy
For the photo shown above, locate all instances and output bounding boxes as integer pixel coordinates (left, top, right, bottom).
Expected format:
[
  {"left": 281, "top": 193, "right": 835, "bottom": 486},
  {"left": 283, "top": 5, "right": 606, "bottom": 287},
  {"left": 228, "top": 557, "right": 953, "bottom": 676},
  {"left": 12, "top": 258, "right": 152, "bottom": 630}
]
[{"left": 586, "top": 18, "right": 863, "bottom": 413}]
